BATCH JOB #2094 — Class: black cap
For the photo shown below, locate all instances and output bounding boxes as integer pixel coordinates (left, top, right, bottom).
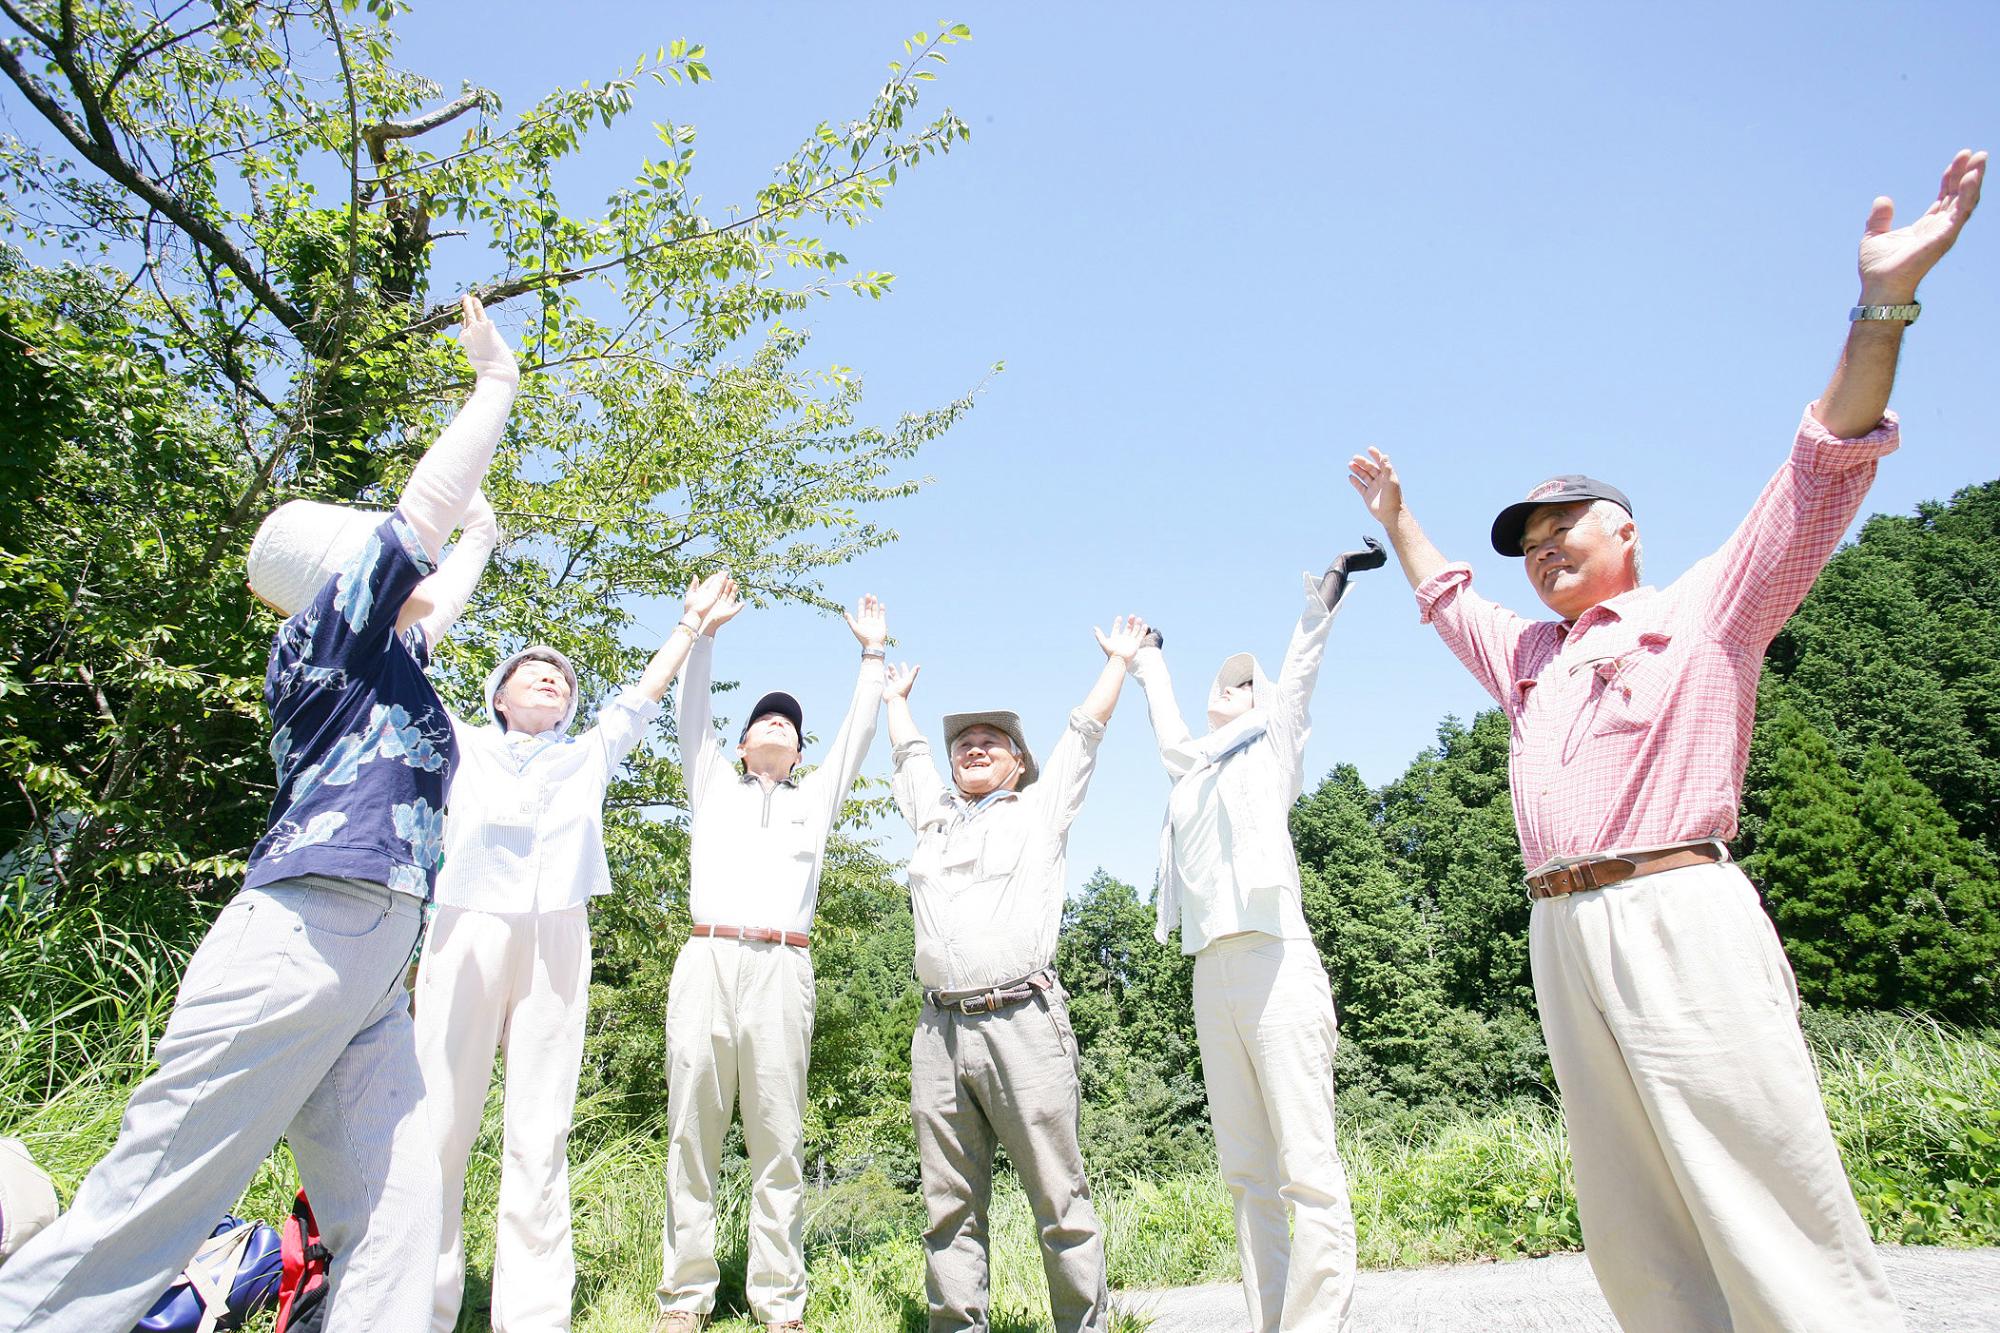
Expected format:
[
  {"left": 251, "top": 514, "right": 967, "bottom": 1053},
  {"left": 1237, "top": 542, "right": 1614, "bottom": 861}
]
[
  {"left": 1490, "top": 475, "right": 1634, "bottom": 556},
  {"left": 740, "top": 690, "right": 804, "bottom": 743}
]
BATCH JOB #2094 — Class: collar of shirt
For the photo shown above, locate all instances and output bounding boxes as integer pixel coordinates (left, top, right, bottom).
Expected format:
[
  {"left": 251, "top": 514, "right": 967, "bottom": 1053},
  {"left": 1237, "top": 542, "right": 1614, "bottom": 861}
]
[
  {"left": 502, "top": 726, "right": 568, "bottom": 766},
  {"left": 1561, "top": 584, "right": 1659, "bottom": 642},
  {"left": 949, "top": 787, "right": 1018, "bottom": 828},
  {"left": 738, "top": 769, "right": 800, "bottom": 791}
]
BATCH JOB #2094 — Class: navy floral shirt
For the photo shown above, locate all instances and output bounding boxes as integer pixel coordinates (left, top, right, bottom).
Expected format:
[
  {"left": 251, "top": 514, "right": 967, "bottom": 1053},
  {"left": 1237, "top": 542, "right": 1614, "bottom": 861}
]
[{"left": 246, "top": 509, "right": 457, "bottom": 898}]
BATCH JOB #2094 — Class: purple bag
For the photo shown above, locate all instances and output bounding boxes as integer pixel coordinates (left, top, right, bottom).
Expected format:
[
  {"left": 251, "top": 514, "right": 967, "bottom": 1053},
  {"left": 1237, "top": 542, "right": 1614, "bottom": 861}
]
[{"left": 134, "top": 1215, "right": 283, "bottom": 1333}]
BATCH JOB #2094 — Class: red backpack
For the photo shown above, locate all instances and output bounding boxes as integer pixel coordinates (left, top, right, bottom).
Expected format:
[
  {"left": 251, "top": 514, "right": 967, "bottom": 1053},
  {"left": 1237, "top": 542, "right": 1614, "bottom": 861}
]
[{"left": 273, "top": 1191, "right": 331, "bottom": 1333}]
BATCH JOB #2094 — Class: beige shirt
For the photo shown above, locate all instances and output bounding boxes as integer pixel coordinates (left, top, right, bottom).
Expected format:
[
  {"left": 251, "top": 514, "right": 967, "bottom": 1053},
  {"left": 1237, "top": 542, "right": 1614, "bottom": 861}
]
[
  {"left": 680, "top": 637, "right": 882, "bottom": 935},
  {"left": 892, "top": 709, "right": 1107, "bottom": 990}
]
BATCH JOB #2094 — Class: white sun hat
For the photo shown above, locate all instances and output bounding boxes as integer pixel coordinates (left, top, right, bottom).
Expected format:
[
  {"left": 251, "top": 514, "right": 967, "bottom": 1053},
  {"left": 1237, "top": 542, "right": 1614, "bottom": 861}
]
[{"left": 246, "top": 500, "right": 392, "bottom": 617}]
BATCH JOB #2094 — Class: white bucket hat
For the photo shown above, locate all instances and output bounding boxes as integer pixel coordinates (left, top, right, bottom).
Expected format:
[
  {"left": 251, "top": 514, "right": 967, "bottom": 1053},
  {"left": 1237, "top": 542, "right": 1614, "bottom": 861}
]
[
  {"left": 483, "top": 645, "right": 581, "bottom": 734},
  {"left": 245, "top": 500, "right": 390, "bottom": 618},
  {"left": 0, "top": 1137, "right": 58, "bottom": 1266}
]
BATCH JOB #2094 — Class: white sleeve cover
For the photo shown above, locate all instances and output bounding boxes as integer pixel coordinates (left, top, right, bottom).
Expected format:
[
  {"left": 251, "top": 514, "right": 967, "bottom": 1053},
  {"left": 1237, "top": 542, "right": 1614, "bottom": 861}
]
[{"left": 397, "top": 377, "right": 517, "bottom": 561}]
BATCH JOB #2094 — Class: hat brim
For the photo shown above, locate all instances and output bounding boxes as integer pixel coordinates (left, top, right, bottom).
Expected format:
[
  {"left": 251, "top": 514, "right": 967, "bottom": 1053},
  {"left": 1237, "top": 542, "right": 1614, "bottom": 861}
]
[{"left": 941, "top": 710, "right": 1039, "bottom": 789}]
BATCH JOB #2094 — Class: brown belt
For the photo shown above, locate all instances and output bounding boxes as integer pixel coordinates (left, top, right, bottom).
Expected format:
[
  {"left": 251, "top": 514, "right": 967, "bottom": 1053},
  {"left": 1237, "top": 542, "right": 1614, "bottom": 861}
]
[
  {"left": 925, "top": 969, "right": 1055, "bottom": 1016},
  {"left": 1526, "top": 842, "right": 1727, "bottom": 900},
  {"left": 691, "top": 923, "right": 810, "bottom": 949}
]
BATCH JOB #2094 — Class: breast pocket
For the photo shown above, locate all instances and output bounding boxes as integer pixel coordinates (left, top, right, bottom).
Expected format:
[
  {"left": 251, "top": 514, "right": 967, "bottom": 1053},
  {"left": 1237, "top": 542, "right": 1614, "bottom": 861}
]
[
  {"left": 782, "top": 810, "right": 818, "bottom": 864},
  {"left": 1586, "top": 632, "right": 1675, "bottom": 737}
]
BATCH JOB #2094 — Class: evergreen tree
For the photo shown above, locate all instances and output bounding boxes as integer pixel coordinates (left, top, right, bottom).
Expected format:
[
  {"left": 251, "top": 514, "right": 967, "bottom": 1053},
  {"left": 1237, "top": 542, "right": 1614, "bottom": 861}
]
[{"left": 1853, "top": 746, "right": 2000, "bottom": 1022}]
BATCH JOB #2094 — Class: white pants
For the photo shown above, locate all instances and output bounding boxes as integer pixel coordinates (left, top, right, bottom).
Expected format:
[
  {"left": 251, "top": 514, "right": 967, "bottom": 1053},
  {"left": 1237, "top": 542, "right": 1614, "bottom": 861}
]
[
  {"left": 1533, "top": 860, "right": 1902, "bottom": 1332},
  {"left": 0, "top": 875, "right": 439, "bottom": 1332},
  {"left": 657, "top": 936, "right": 814, "bottom": 1323},
  {"left": 415, "top": 903, "right": 591, "bottom": 1333},
  {"left": 1193, "top": 932, "right": 1356, "bottom": 1333}
]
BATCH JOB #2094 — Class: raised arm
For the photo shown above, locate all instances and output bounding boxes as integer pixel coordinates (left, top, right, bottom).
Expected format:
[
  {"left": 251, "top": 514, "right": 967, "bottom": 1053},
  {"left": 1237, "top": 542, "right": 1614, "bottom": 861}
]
[
  {"left": 639, "top": 572, "right": 735, "bottom": 704},
  {"left": 1129, "top": 633, "right": 1195, "bottom": 777},
  {"left": 1815, "top": 148, "right": 1984, "bottom": 440},
  {"left": 1266, "top": 575, "right": 1340, "bottom": 791},
  {"left": 1081, "top": 614, "right": 1148, "bottom": 726},
  {"left": 1348, "top": 448, "right": 1533, "bottom": 707},
  {"left": 1347, "top": 448, "right": 1450, "bottom": 592},
  {"left": 885, "top": 663, "right": 949, "bottom": 832},
  {"left": 406, "top": 492, "right": 499, "bottom": 645},
  {"left": 805, "top": 595, "right": 889, "bottom": 826},
  {"left": 398, "top": 295, "right": 521, "bottom": 561},
  {"left": 676, "top": 578, "right": 744, "bottom": 809}
]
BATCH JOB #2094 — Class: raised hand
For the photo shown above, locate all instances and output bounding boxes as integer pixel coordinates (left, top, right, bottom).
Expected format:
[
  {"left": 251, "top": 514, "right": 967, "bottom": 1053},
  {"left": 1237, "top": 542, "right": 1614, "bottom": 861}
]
[
  {"left": 1346, "top": 447, "right": 1404, "bottom": 526},
  {"left": 844, "top": 594, "right": 889, "bottom": 652},
  {"left": 1857, "top": 148, "right": 1987, "bottom": 304},
  {"left": 1094, "top": 614, "right": 1150, "bottom": 664},
  {"left": 682, "top": 570, "right": 734, "bottom": 626},
  {"left": 458, "top": 293, "right": 520, "bottom": 386},
  {"left": 700, "top": 578, "right": 745, "bottom": 635},
  {"left": 884, "top": 661, "right": 921, "bottom": 702}
]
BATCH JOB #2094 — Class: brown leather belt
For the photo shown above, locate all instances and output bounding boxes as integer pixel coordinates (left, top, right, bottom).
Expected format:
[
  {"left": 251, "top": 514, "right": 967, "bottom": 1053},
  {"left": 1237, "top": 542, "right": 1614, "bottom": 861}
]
[
  {"left": 691, "top": 923, "right": 810, "bottom": 949},
  {"left": 925, "top": 969, "right": 1055, "bottom": 1016},
  {"left": 1526, "top": 842, "right": 1727, "bottom": 900}
]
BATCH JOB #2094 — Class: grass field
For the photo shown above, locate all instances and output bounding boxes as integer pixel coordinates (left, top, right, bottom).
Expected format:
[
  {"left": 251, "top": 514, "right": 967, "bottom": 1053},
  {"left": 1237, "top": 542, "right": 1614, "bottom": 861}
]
[{"left": 7, "top": 982, "right": 1994, "bottom": 1333}]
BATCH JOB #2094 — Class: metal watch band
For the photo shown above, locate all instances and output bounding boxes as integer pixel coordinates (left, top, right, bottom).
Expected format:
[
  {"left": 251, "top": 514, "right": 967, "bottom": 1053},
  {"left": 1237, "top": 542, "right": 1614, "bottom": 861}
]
[{"left": 1850, "top": 302, "right": 1920, "bottom": 324}]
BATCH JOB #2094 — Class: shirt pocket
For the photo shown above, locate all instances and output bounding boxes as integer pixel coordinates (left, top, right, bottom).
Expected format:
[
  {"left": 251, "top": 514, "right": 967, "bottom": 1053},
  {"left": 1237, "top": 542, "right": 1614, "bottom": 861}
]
[
  {"left": 781, "top": 809, "right": 818, "bottom": 864},
  {"left": 972, "top": 818, "right": 1029, "bottom": 884},
  {"left": 1585, "top": 631, "right": 1674, "bottom": 737}
]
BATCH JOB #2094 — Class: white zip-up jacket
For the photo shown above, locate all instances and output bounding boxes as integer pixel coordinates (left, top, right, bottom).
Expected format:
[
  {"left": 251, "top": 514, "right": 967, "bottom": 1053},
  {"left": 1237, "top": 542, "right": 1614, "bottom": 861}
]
[
  {"left": 680, "top": 635, "right": 882, "bottom": 935},
  {"left": 1134, "top": 575, "right": 1341, "bottom": 950}
]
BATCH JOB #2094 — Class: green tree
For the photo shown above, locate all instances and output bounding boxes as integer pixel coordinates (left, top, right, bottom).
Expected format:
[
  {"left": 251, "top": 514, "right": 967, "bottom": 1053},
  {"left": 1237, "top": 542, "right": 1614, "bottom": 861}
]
[{"left": 0, "top": 1, "right": 980, "bottom": 918}]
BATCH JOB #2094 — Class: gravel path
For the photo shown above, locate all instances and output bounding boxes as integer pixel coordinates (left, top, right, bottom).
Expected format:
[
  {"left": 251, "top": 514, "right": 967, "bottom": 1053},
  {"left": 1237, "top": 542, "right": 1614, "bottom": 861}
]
[{"left": 1118, "top": 1246, "right": 2000, "bottom": 1331}]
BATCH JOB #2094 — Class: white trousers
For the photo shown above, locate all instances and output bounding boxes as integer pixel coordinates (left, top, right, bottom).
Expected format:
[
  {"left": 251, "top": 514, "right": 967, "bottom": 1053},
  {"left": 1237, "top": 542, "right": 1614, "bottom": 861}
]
[
  {"left": 657, "top": 936, "right": 814, "bottom": 1323},
  {"left": 1193, "top": 933, "right": 1356, "bottom": 1333},
  {"left": 415, "top": 903, "right": 591, "bottom": 1333},
  {"left": 0, "top": 875, "right": 439, "bottom": 1332},
  {"left": 1533, "top": 860, "right": 1902, "bottom": 1332}
]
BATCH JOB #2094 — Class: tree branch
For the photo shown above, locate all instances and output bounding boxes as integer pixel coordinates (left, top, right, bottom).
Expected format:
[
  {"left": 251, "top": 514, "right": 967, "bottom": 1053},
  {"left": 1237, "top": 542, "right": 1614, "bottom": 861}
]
[
  {"left": 361, "top": 88, "right": 484, "bottom": 154},
  {"left": 0, "top": 31, "right": 308, "bottom": 330}
]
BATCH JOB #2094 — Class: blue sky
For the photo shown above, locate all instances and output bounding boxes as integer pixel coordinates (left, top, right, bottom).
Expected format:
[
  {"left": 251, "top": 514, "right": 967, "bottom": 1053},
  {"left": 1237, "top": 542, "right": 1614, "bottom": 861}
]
[{"left": 390, "top": 2, "right": 2000, "bottom": 892}]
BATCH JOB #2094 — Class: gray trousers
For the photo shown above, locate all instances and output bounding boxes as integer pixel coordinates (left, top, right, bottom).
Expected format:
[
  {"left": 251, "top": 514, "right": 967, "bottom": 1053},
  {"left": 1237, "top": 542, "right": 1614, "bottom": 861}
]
[
  {"left": 910, "top": 981, "right": 1109, "bottom": 1333},
  {"left": 0, "top": 875, "right": 441, "bottom": 1332}
]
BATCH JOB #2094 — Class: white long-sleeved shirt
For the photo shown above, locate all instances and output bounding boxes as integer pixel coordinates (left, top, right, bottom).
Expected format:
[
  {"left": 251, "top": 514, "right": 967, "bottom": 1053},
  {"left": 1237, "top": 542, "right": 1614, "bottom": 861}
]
[
  {"left": 680, "top": 636, "right": 883, "bottom": 935},
  {"left": 1135, "top": 575, "right": 1338, "bottom": 952},
  {"left": 893, "top": 709, "right": 1106, "bottom": 990},
  {"left": 434, "top": 687, "right": 659, "bottom": 913}
]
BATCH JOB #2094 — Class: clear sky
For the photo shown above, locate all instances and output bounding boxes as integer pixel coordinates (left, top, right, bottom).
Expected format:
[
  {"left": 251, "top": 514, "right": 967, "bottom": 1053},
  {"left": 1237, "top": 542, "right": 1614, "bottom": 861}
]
[{"left": 388, "top": 1, "right": 2000, "bottom": 893}]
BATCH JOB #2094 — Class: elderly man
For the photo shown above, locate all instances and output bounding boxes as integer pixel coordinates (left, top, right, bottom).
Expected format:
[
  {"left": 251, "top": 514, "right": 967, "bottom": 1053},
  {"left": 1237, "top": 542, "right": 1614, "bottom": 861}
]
[
  {"left": 1347, "top": 148, "right": 1985, "bottom": 1331},
  {"left": 654, "top": 591, "right": 888, "bottom": 1333},
  {"left": 417, "top": 572, "right": 736, "bottom": 1333},
  {"left": 884, "top": 614, "right": 1149, "bottom": 1333}
]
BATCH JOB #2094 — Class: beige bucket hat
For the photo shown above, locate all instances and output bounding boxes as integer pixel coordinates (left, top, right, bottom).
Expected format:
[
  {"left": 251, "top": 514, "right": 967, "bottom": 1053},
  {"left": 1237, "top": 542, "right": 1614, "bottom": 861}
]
[{"left": 941, "top": 709, "right": 1039, "bottom": 789}]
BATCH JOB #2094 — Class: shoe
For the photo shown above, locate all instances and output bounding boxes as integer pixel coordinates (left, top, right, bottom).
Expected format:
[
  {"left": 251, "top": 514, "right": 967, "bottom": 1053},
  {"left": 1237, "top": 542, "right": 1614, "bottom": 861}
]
[{"left": 652, "top": 1312, "right": 710, "bottom": 1333}]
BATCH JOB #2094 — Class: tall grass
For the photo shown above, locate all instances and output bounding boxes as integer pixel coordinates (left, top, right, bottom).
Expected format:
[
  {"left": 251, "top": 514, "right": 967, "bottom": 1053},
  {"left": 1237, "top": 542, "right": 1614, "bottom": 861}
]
[{"left": 2, "top": 894, "right": 1994, "bottom": 1333}]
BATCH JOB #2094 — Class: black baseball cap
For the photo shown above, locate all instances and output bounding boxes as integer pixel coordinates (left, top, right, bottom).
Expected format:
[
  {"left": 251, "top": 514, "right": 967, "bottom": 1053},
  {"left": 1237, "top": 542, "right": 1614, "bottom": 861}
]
[
  {"left": 1490, "top": 475, "right": 1634, "bottom": 556},
  {"left": 740, "top": 690, "right": 804, "bottom": 743}
]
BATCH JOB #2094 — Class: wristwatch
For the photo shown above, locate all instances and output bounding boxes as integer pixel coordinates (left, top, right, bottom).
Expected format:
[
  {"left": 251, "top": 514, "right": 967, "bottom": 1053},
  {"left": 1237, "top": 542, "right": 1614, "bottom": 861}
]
[{"left": 1850, "top": 302, "right": 1920, "bottom": 324}]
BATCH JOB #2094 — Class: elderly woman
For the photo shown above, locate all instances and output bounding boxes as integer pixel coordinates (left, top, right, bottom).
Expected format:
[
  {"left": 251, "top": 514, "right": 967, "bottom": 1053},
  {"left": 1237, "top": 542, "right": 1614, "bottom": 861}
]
[
  {"left": 1128, "top": 542, "right": 1383, "bottom": 1333},
  {"left": 0, "top": 296, "right": 519, "bottom": 1332}
]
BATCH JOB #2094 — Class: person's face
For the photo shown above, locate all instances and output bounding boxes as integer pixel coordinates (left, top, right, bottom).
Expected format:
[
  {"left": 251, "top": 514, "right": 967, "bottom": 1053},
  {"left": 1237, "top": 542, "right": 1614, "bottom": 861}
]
[
  {"left": 1520, "top": 501, "right": 1637, "bottom": 620},
  {"left": 1209, "top": 681, "right": 1255, "bottom": 727},
  {"left": 737, "top": 713, "right": 803, "bottom": 774},
  {"left": 950, "top": 725, "right": 1023, "bottom": 797},
  {"left": 497, "top": 660, "right": 571, "bottom": 732}
]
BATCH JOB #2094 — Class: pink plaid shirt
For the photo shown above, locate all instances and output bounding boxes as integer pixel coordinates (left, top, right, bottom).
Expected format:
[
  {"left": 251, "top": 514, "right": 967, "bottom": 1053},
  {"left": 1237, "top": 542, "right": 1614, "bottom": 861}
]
[{"left": 1417, "top": 405, "right": 1899, "bottom": 875}]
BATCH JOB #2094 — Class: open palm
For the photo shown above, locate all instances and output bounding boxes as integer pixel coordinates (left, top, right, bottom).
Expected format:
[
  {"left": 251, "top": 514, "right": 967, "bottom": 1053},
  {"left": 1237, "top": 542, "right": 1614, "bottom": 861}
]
[{"left": 1858, "top": 149, "right": 1986, "bottom": 302}]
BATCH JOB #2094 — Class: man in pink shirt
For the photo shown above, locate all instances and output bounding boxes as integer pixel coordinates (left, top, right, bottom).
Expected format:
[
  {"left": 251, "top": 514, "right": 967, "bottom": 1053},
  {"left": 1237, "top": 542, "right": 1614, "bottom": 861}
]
[{"left": 1347, "top": 148, "right": 1984, "bottom": 1331}]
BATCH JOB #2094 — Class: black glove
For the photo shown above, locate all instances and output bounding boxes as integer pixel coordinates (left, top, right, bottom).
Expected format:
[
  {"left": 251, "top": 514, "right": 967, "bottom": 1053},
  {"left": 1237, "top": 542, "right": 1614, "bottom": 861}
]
[
  {"left": 1142, "top": 627, "right": 1164, "bottom": 651},
  {"left": 1318, "top": 536, "right": 1387, "bottom": 608}
]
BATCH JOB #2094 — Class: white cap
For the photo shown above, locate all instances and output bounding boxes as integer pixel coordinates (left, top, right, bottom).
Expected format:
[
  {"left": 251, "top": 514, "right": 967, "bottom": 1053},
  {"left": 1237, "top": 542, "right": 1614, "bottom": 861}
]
[{"left": 245, "top": 500, "right": 390, "bottom": 617}]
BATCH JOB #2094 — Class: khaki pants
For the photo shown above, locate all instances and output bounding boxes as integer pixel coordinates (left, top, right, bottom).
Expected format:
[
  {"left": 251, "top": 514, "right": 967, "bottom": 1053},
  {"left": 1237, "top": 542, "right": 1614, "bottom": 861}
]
[
  {"left": 415, "top": 904, "right": 591, "bottom": 1333},
  {"left": 911, "top": 982, "right": 1109, "bottom": 1333},
  {"left": 1532, "top": 860, "right": 1902, "bottom": 1332},
  {"left": 657, "top": 936, "right": 815, "bottom": 1323},
  {"left": 1193, "top": 933, "right": 1355, "bottom": 1333},
  {"left": 0, "top": 876, "right": 438, "bottom": 1333}
]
